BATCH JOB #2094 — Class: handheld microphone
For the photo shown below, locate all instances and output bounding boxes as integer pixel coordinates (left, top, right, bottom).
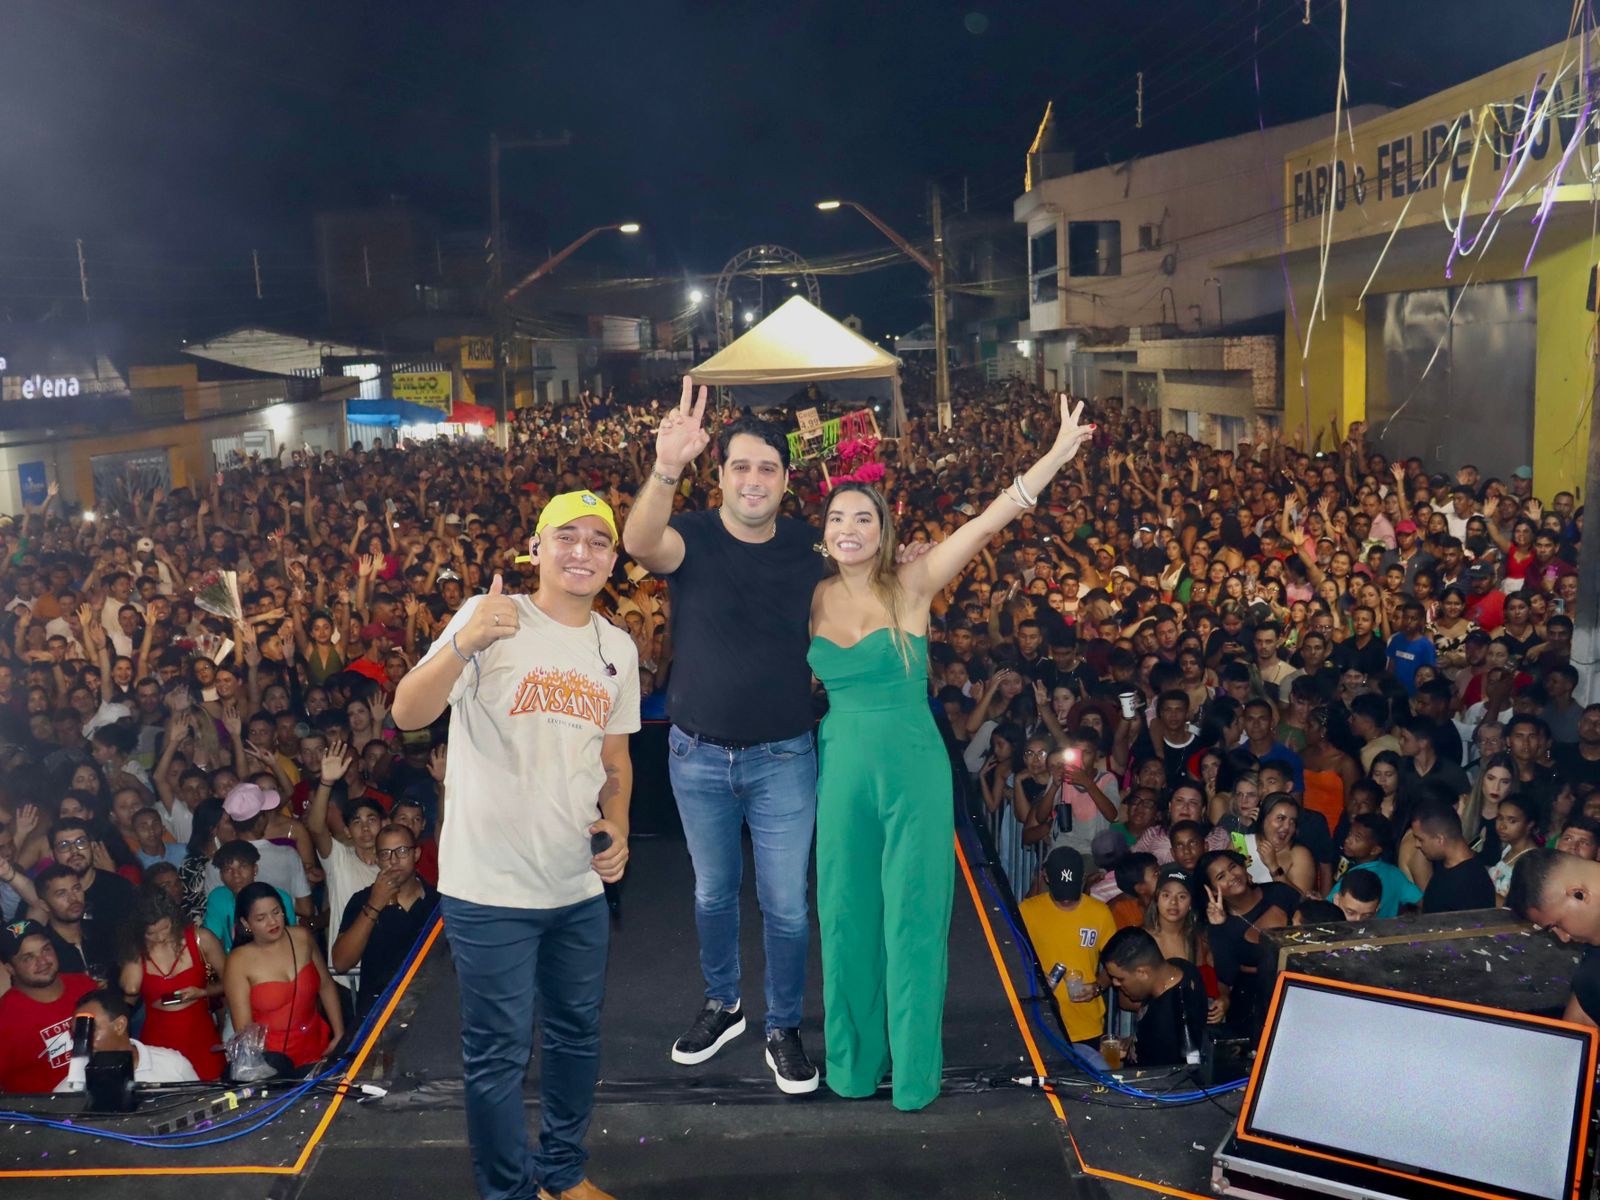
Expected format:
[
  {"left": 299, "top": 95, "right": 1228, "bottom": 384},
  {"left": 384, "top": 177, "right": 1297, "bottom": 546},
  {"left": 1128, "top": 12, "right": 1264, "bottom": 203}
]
[{"left": 590, "top": 830, "right": 613, "bottom": 855}]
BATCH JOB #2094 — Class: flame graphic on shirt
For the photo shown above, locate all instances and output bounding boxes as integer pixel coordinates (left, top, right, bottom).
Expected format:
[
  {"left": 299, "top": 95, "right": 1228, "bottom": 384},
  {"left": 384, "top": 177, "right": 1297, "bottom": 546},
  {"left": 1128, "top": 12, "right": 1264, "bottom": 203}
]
[{"left": 507, "top": 667, "right": 612, "bottom": 728}]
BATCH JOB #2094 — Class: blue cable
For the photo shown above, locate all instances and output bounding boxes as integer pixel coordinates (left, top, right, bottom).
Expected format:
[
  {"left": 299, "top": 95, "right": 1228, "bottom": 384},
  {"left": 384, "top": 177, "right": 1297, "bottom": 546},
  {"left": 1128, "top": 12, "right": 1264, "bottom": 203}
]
[
  {"left": 0, "top": 915, "right": 440, "bottom": 1149},
  {"left": 963, "top": 835, "right": 1247, "bottom": 1104}
]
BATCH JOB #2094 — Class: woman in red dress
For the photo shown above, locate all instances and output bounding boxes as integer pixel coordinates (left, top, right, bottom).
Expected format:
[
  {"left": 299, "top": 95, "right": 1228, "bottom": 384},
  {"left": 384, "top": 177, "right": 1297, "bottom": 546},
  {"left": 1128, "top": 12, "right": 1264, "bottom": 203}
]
[
  {"left": 224, "top": 883, "right": 344, "bottom": 1070},
  {"left": 119, "top": 893, "right": 227, "bottom": 1080}
]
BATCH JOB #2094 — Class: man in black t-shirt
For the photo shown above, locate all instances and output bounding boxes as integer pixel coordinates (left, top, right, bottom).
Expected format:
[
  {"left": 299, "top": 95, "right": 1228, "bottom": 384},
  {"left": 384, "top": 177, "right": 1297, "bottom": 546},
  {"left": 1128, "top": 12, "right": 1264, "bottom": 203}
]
[
  {"left": 46, "top": 819, "right": 135, "bottom": 941},
  {"left": 1411, "top": 801, "right": 1495, "bottom": 913},
  {"left": 332, "top": 825, "right": 437, "bottom": 1017},
  {"left": 1098, "top": 927, "right": 1208, "bottom": 1066},
  {"left": 1554, "top": 706, "right": 1600, "bottom": 794},
  {"left": 622, "top": 383, "right": 833, "bottom": 1093},
  {"left": 1506, "top": 850, "right": 1600, "bottom": 1028},
  {"left": 34, "top": 864, "right": 116, "bottom": 984},
  {"left": 1329, "top": 605, "right": 1388, "bottom": 679}
]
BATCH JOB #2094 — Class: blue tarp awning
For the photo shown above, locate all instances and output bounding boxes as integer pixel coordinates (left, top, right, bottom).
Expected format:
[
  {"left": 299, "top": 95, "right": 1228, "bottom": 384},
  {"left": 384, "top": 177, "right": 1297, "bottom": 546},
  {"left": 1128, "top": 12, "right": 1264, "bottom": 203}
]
[{"left": 344, "top": 398, "right": 448, "bottom": 427}]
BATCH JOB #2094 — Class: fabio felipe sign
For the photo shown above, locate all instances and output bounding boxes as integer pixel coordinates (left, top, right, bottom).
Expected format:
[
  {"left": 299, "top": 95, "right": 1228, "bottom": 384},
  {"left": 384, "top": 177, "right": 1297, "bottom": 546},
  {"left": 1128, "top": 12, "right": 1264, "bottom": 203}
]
[{"left": 1284, "top": 37, "right": 1598, "bottom": 253}]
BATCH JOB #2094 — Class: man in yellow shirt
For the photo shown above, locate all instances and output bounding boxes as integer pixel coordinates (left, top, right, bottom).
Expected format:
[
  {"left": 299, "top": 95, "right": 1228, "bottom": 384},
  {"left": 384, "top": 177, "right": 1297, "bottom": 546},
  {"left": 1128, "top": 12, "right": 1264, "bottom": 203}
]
[{"left": 1020, "top": 846, "right": 1118, "bottom": 1063}]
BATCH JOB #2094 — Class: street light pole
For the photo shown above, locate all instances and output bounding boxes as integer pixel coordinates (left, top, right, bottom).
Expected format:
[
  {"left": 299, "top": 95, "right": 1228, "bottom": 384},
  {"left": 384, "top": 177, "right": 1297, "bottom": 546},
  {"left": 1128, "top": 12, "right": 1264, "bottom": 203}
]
[
  {"left": 817, "top": 196, "right": 951, "bottom": 431},
  {"left": 930, "top": 185, "right": 951, "bottom": 432},
  {"left": 503, "top": 224, "right": 639, "bottom": 302}
]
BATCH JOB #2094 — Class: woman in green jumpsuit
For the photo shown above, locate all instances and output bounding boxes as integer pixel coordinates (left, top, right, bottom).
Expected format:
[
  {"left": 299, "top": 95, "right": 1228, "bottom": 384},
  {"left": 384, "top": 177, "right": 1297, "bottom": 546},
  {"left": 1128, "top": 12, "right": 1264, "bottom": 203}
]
[{"left": 807, "top": 397, "right": 1093, "bottom": 1111}]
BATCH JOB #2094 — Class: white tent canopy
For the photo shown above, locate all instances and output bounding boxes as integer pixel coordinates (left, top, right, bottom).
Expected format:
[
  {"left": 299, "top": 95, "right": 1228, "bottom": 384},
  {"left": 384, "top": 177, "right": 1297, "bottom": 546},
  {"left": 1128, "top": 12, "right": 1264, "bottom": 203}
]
[{"left": 690, "top": 296, "right": 906, "bottom": 431}]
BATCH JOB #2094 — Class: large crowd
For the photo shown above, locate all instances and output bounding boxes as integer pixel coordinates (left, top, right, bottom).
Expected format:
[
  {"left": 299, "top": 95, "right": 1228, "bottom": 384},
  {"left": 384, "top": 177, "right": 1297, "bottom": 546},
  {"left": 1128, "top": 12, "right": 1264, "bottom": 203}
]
[{"left": 0, "top": 364, "right": 1592, "bottom": 1092}]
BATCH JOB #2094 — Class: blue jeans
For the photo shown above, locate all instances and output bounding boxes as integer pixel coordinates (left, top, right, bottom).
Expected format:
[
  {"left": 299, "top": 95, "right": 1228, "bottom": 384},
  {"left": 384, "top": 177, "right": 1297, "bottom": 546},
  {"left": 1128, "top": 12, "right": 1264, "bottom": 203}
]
[
  {"left": 441, "top": 894, "right": 609, "bottom": 1200},
  {"left": 667, "top": 725, "right": 817, "bottom": 1033}
]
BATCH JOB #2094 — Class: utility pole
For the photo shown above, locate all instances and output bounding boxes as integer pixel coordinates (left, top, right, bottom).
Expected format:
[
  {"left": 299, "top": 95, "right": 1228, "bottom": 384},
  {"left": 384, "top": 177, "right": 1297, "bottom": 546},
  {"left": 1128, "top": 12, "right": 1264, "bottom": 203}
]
[
  {"left": 930, "top": 185, "right": 952, "bottom": 431},
  {"left": 75, "top": 239, "right": 90, "bottom": 322},
  {"left": 1574, "top": 340, "right": 1600, "bottom": 704},
  {"left": 489, "top": 130, "right": 572, "bottom": 447}
]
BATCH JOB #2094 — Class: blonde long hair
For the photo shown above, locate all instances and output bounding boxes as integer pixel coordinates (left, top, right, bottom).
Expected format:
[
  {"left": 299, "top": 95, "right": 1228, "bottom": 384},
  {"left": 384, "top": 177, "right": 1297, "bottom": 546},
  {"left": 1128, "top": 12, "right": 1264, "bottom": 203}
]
[{"left": 822, "top": 482, "right": 915, "bottom": 671}]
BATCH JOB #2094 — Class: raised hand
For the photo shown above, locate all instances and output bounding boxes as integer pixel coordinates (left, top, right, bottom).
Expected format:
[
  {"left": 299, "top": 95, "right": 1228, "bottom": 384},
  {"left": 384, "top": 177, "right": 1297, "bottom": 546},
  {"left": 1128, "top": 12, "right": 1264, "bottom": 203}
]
[
  {"left": 457, "top": 574, "right": 520, "bottom": 655},
  {"left": 15, "top": 803, "right": 38, "bottom": 844},
  {"left": 427, "top": 743, "right": 448, "bottom": 784},
  {"left": 368, "top": 691, "right": 389, "bottom": 729},
  {"left": 654, "top": 376, "right": 711, "bottom": 474},
  {"left": 320, "top": 740, "right": 354, "bottom": 783},
  {"left": 1205, "top": 884, "right": 1226, "bottom": 926},
  {"left": 219, "top": 702, "right": 242, "bottom": 739},
  {"left": 1050, "top": 396, "right": 1094, "bottom": 462}
]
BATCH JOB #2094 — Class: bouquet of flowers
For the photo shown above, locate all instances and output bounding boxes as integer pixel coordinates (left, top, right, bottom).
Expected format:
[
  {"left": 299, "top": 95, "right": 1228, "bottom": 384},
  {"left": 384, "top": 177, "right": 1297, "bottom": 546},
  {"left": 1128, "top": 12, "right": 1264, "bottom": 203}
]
[{"left": 193, "top": 570, "right": 243, "bottom": 623}]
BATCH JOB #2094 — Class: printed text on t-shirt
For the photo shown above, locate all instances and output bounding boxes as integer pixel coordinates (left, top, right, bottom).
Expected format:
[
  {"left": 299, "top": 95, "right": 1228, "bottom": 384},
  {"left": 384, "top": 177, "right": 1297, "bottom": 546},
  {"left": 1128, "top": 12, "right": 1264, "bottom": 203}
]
[{"left": 508, "top": 668, "right": 613, "bottom": 728}]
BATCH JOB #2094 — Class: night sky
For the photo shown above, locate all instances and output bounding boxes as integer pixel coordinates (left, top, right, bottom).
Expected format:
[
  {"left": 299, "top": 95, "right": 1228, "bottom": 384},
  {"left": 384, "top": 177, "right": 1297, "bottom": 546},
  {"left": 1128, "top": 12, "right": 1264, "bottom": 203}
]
[{"left": 0, "top": 0, "right": 1577, "bottom": 341}]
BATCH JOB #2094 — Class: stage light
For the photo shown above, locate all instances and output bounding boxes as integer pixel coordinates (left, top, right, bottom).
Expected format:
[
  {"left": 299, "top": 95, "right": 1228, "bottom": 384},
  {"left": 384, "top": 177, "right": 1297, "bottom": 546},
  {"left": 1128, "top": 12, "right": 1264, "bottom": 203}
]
[
  {"left": 742, "top": 310, "right": 755, "bottom": 323},
  {"left": 618, "top": 223, "right": 640, "bottom": 234},
  {"left": 816, "top": 200, "right": 842, "bottom": 211},
  {"left": 688, "top": 289, "right": 704, "bottom": 304},
  {"left": 82, "top": 511, "right": 96, "bottom": 522}
]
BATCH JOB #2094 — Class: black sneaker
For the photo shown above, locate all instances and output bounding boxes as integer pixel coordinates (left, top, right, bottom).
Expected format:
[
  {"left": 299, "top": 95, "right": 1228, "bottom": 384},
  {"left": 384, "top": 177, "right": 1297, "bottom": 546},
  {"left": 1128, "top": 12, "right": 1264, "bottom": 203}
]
[
  {"left": 764, "top": 1028, "right": 820, "bottom": 1095},
  {"left": 670, "top": 999, "right": 746, "bottom": 1065}
]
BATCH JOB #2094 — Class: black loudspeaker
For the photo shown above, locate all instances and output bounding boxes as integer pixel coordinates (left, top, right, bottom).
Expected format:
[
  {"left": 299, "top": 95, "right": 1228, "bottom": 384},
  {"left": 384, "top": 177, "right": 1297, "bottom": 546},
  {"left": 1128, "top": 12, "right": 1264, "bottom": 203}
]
[
  {"left": 1215, "top": 973, "right": 1597, "bottom": 1200},
  {"left": 85, "top": 1051, "right": 137, "bottom": 1113}
]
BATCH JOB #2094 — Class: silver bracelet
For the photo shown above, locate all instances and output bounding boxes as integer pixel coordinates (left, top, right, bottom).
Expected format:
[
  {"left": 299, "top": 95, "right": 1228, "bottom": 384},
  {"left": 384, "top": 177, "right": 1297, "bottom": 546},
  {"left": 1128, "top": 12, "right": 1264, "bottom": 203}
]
[
  {"left": 1006, "top": 476, "right": 1038, "bottom": 510},
  {"left": 451, "top": 633, "right": 473, "bottom": 664},
  {"left": 652, "top": 468, "right": 682, "bottom": 489}
]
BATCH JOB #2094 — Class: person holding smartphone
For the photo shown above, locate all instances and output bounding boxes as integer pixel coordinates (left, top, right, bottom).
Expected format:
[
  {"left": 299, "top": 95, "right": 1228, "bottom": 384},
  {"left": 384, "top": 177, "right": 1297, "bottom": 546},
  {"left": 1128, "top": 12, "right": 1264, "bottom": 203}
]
[{"left": 1049, "top": 733, "right": 1118, "bottom": 857}]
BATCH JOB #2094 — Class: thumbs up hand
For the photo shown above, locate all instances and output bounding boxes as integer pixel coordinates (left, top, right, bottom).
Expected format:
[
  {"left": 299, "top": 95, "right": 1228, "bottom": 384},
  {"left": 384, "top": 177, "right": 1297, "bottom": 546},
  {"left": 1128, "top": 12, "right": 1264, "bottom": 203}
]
[{"left": 458, "top": 573, "right": 521, "bottom": 655}]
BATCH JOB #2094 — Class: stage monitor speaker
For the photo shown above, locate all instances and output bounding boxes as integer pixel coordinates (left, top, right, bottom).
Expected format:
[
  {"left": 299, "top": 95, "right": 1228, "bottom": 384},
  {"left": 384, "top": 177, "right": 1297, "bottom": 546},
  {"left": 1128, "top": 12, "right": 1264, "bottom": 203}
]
[{"left": 1234, "top": 972, "right": 1596, "bottom": 1200}]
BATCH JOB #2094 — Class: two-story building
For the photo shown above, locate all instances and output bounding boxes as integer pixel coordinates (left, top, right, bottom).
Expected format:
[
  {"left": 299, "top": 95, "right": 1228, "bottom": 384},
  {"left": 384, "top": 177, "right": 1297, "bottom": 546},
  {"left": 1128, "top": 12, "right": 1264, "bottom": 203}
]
[{"left": 1015, "top": 104, "right": 1384, "bottom": 447}]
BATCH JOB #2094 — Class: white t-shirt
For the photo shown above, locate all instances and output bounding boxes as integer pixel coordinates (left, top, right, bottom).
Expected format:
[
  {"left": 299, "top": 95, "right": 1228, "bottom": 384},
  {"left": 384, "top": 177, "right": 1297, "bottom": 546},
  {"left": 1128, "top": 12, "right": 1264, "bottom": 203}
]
[
  {"left": 55, "top": 1039, "right": 198, "bottom": 1090},
  {"left": 421, "top": 595, "right": 641, "bottom": 910},
  {"left": 205, "top": 839, "right": 309, "bottom": 901},
  {"left": 320, "top": 839, "right": 379, "bottom": 942},
  {"left": 159, "top": 797, "right": 194, "bottom": 846}
]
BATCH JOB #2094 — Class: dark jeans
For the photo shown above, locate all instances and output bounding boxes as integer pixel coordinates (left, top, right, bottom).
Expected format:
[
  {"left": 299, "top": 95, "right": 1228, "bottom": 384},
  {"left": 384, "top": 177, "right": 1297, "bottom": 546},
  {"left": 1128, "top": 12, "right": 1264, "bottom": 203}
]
[
  {"left": 442, "top": 893, "right": 609, "bottom": 1200},
  {"left": 667, "top": 725, "right": 817, "bottom": 1032}
]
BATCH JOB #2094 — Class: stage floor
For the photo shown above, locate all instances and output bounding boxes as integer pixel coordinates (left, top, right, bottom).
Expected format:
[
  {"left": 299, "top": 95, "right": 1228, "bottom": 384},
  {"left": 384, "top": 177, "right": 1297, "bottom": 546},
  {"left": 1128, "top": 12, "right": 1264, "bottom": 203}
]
[{"left": 2, "top": 833, "right": 1235, "bottom": 1200}]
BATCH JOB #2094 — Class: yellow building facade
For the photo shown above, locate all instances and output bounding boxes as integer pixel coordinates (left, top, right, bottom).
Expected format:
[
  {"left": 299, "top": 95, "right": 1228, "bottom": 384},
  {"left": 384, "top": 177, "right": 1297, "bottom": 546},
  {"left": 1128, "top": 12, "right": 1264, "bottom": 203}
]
[{"left": 1281, "top": 38, "right": 1598, "bottom": 493}]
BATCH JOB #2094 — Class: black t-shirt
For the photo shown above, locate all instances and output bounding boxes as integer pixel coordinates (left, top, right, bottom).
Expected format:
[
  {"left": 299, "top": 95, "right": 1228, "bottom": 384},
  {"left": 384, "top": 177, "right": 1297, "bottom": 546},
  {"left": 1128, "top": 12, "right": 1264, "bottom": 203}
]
[
  {"left": 1422, "top": 857, "right": 1496, "bottom": 913},
  {"left": 1135, "top": 959, "right": 1209, "bottom": 1067},
  {"left": 82, "top": 869, "right": 137, "bottom": 931},
  {"left": 1402, "top": 758, "right": 1471, "bottom": 811},
  {"left": 1554, "top": 746, "right": 1600, "bottom": 794},
  {"left": 339, "top": 882, "right": 439, "bottom": 1016},
  {"left": 1329, "top": 635, "right": 1388, "bottom": 679},
  {"left": 663, "top": 511, "right": 826, "bottom": 742},
  {"left": 45, "top": 921, "right": 117, "bottom": 983},
  {"left": 1571, "top": 947, "right": 1600, "bottom": 1024}
]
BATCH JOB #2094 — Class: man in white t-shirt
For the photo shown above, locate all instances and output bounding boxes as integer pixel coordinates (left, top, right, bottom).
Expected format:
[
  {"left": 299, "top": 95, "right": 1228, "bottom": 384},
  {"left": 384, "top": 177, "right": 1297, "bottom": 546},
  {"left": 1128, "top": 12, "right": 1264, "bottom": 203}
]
[
  {"left": 394, "top": 490, "right": 639, "bottom": 1200},
  {"left": 53, "top": 988, "right": 198, "bottom": 1090},
  {"left": 206, "top": 784, "right": 312, "bottom": 920},
  {"left": 305, "top": 747, "right": 382, "bottom": 955}
]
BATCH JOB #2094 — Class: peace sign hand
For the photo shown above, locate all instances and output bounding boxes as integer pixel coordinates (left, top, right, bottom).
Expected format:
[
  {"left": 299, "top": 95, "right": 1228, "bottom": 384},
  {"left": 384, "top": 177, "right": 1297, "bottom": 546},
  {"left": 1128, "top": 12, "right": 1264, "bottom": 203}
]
[
  {"left": 1050, "top": 396, "right": 1094, "bottom": 463},
  {"left": 1205, "top": 884, "right": 1226, "bottom": 926},
  {"left": 655, "top": 376, "right": 710, "bottom": 474}
]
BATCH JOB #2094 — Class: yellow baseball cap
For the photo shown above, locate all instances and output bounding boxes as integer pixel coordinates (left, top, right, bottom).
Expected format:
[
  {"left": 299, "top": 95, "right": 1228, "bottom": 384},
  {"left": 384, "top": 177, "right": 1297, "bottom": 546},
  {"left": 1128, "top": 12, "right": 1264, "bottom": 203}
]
[{"left": 534, "top": 490, "right": 617, "bottom": 542}]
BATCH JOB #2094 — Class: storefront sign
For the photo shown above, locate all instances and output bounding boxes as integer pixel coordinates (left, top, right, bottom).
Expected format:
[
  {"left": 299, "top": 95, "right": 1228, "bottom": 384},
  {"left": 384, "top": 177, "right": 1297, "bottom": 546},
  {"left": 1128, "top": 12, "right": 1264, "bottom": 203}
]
[
  {"left": 17, "top": 461, "right": 46, "bottom": 506},
  {"left": 1285, "top": 38, "right": 1597, "bottom": 252},
  {"left": 392, "top": 371, "right": 453, "bottom": 410},
  {"left": 460, "top": 337, "right": 494, "bottom": 370}
]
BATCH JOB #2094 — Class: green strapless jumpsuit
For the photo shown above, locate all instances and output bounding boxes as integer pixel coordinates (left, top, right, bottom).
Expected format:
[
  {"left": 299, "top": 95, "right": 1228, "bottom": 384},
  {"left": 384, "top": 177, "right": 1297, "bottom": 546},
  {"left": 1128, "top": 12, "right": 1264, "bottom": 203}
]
[{"left": 807, "top": 629, "right": 955, "bottom": 1112}]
